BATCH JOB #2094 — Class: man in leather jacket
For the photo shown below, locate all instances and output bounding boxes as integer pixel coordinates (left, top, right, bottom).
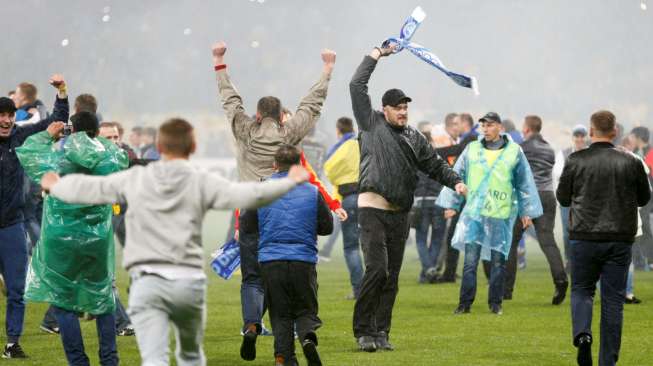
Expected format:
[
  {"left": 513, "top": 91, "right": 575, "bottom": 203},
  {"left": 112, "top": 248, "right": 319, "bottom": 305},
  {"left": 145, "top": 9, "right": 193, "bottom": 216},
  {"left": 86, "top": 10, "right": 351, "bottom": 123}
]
[
  {"left": 349, "top": 44, "right": 466, "bottom": 352},
  {"left": 557, "top": 110, "right": 651, "bottom": 366}
]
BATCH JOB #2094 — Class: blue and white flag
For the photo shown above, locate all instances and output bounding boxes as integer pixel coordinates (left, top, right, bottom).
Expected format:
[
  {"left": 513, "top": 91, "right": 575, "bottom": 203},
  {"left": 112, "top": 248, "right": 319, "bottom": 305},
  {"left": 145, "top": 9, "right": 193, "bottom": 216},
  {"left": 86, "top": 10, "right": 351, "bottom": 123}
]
[
  {"left": 383, "top": 6, "right": 479, "bottom": 95},
  {"left": 210, "top": 238, "right": 241, "bottom": 280}
]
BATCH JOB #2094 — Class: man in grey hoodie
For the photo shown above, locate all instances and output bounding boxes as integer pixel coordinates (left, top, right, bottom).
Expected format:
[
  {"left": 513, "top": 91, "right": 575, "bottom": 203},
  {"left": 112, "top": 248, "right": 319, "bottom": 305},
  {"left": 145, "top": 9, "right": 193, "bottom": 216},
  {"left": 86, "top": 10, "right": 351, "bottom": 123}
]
[{"left": 40, "top": 118, "right": 310, "bottom": 366}]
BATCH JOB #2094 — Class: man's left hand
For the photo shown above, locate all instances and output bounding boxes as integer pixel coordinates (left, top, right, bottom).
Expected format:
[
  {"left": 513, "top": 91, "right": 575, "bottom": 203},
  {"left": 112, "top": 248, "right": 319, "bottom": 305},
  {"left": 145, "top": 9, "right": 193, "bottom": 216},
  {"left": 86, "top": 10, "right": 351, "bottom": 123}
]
[
  {"left": 521, "top": 216, "right": 533, "bottom": 229},
  {"left": 41, "top": 172, "right": 60, "bottom": 193},
  {"left": 335, "top": 207, "right": 348, "bottom": 222},
  {"left": 455, "top": 182, "right": 468, "bottom": 196}
]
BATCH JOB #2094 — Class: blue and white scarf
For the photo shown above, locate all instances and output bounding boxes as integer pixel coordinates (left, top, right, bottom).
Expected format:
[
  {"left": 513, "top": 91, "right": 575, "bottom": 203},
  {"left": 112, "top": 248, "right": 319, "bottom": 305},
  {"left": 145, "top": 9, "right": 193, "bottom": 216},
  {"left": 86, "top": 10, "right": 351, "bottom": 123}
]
[{"left": 383, "top": 6, "right": 479, "bottom": 95}]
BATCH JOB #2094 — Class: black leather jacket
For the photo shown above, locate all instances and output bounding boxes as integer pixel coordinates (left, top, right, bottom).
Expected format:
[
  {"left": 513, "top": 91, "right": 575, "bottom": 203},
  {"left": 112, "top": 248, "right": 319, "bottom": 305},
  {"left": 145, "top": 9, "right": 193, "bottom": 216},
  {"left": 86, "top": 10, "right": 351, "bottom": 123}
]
[
  {"left": 556, "top": 142, "right": 651, "bottom": 243},
  {"left": 521, "top": 133, "right": 555, "bottom": 192},
  {"left": 350, "top": 56, "right": 461, "bottom": 211}
]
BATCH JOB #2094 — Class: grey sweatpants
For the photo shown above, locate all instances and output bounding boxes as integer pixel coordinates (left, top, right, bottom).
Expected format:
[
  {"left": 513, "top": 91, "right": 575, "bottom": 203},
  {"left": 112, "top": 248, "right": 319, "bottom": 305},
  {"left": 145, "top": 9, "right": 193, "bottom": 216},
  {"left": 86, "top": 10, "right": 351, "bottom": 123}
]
[{"left": 128, "top": 275, "right": 207, "bottom": 366}]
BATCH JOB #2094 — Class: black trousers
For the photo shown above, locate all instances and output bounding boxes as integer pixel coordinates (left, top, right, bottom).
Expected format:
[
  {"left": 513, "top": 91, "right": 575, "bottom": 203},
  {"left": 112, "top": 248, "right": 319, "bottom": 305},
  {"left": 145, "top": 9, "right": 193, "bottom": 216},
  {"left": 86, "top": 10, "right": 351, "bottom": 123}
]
[
  {"left": 261, "top": 261, "right": 321, "bottom": 360},
  {"left": 505, "top": 191, "right": 567, "bottom": 295},
  {"left": 571, "top": 240, "right": 631, "bottom": 366},
  {"left": 353, "top": 208, "right": 409, "bottom": 338}
]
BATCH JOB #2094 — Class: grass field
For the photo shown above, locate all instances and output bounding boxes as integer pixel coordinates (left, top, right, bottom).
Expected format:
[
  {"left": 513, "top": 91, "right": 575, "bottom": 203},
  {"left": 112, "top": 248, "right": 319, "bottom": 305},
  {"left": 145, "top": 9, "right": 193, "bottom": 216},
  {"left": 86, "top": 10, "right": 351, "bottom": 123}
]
[{"left": 3, "top": 210, "right": 653, "bottom": 366}]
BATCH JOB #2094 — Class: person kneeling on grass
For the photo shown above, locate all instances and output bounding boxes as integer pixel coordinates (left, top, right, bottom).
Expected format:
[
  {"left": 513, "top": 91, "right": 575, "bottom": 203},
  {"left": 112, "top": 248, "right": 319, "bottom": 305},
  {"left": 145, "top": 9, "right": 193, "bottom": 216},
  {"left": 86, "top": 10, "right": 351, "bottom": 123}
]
[
  {"left": 241, "top": 145, "right": 333, "bottom": 366},
  {"left": 40, "top": 118, "right": 310, "bottom": 366}
]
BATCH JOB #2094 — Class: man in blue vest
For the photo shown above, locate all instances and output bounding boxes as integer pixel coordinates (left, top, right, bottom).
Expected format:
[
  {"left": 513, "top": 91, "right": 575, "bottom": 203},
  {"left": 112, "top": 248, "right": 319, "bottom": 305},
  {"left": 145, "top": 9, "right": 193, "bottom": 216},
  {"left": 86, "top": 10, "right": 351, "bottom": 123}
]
[
  {"left": 438, "top": 112, "right": 543, "bottom": 315},
  {"left": 241, "top": 145, "right": 333, "bottom": 366}
]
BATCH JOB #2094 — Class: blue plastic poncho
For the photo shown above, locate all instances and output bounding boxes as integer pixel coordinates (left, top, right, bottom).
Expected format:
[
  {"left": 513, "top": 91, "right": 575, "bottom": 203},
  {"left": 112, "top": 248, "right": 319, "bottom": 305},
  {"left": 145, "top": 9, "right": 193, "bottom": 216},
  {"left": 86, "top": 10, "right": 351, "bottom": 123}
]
[
  {"left": 16, "top": 131, "right": 128, "bottom": 314},
  {"left": 437, "top": 134, "right": 543, "bottom": 260}
]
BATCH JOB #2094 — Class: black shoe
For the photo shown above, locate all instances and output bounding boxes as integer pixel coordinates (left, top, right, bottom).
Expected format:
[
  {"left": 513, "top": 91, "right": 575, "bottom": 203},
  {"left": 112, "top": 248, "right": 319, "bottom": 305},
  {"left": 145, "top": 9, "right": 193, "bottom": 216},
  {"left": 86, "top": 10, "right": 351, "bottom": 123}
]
[
  {"left": 576, "top": 334, "right": 592, "bottom": 366},
  {"left": 39, "top": 324, "right": 60, "bottom": 334},
  {"left": 490, "top": 303, "right": 503, "bottom": 315},
  {"left": 374, "top": 331, "right": 394, "bottom": 351},
  {"left": 240, "top": 325, "right": 259, "bottom": 361},
  {"left": 117, "top": 327, "right": 135, "bottom": 336},
  {"left": 503, "top": 292, "right": 513, "bottom": 301},
  {"left": 2, "top": 343, "right": 27, "bottom": 359},
  {"left": 552, "top": 281, "right": 569, "bottom": 305},
  {"left": 625, "top": 296, "right": 642, "bottom": 304},
  {"left": 435, "top": 275, "right": 456, "bottom": 284},
  {"left": 301, "top": 338, "right": 322, "bottom": 366},
  {"left": 357, "top": 336, "right": 377, "bottom": 352},
  {"left": 454, "top": 304, "right": 471, "bottom": 314}
]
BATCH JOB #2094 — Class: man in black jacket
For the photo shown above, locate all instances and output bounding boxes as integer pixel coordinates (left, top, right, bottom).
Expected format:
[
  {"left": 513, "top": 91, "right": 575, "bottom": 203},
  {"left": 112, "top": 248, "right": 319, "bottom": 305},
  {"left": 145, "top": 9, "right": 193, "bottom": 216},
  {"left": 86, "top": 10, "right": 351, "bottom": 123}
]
[
  {"left": 0, "top": 75, "right": 68, "bottom": 358},
  {"left": 557, "top": 110, "right": 651, "bottom": 366},
  {"left": 505, "top": 115, "right": 568, "bottom": 304},
  {"left": 349, "top": 45, "right": 466, "bottom": 352}
]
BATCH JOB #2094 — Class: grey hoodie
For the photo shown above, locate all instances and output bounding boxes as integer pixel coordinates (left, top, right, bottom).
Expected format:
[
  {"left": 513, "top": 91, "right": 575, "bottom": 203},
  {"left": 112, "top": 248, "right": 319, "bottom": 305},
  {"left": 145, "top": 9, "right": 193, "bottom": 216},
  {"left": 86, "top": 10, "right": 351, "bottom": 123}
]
[{"left": 49, "top": 159, "right": 297, "bottom": 270}]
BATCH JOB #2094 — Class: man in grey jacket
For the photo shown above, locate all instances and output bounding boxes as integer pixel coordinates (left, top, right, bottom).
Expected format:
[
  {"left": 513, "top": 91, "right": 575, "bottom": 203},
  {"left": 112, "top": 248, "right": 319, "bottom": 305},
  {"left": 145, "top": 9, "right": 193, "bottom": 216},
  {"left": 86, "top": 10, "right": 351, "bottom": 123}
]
[
  {"left": 40, "top": 118, "right": 310, "bottom": 366},
  {"left": 504, "top": 115, "right": 568, "bottom": 304},
  {"left": 211, "top": 41, "right": 336, "bottom": 361}
]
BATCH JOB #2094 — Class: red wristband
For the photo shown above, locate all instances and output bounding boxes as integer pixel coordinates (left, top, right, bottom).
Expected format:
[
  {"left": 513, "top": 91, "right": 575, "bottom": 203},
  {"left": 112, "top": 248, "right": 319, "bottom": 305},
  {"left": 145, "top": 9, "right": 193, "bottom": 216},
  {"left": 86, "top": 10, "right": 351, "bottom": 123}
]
[{"left": 214, "top": 64, "right": 226, "bottom": 71}]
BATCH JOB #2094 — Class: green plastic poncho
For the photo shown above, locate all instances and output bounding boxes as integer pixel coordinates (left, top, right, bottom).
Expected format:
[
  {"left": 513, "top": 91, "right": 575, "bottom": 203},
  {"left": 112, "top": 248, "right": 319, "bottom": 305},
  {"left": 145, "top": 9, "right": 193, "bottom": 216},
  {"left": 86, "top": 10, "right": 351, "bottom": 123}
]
[{"left": 16, "top": 131, "right": 128, "bottom": 315}]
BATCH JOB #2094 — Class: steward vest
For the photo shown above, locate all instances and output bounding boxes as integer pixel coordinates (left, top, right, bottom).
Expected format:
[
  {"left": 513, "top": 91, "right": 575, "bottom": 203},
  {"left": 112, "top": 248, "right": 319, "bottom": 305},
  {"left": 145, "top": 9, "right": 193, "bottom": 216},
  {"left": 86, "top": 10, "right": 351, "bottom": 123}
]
[{"left": 466, "top": 141, "right": 520, "bottom": 219}]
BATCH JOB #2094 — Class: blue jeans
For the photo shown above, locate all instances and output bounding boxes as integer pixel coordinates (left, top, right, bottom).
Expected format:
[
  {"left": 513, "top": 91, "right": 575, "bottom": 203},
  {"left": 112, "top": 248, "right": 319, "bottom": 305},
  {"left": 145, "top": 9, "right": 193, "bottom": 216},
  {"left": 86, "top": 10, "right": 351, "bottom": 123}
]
[
  {"left": 0, "top": 222, "right": 28, "bottom": 343},
  {"left": 341, "top": 194, "right": 364, "bottom": 296},
  {"left": 239, "top": 210, "right": 265, "bottom": 330},
  {"left": 570, "top": 240, "right": 631, "bottom": 366},
  {"left": 53, "top": 306, "right": 118, "bottom": 366},
  {"left": 414, "top": 203, "right": 446, "bottom": 279},
  {"left": 459, "top": 244, "right": 505, "bottom": 306}
]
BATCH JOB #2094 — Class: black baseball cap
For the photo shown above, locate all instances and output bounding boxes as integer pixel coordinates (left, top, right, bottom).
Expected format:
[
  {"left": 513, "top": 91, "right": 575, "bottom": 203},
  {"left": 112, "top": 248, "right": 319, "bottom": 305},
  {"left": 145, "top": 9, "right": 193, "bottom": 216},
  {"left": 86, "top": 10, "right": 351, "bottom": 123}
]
[
  {"left": 0, "top": 97, "right": 17, "bottom": 114},
  {"left": 479, "top": 112, "right": 502, "bottom": 124},
  {"left": 382, "top": 89, "right": 412, "bottom": 107}
]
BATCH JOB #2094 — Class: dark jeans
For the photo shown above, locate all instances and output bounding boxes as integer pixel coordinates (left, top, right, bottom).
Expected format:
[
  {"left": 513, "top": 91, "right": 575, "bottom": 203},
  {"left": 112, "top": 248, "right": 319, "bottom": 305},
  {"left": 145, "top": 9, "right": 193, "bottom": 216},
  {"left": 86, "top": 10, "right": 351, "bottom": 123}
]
[
  {"left": 459, "top": 244, "right": 505, "bottom": 306},
  {"left": 53, "top": 306, "right": 118, "bottom": 366},
  {"left": 0, "top": 223, "right": 28, "bottom": 343},
  {"left": 441, "top": 213, "right": 461, "bottom": 281},
  {"left": 505, "top": 191, "right": 567, "bottom": 295},
  {"left": 341, "top": 194, "right": 364, "bottom": 296},
  {"left": 560, "top": 206, "right": 571, "bottom": 263},
  {"left": 632, "top": 199, "right": 653, "bottom": 268},
  {"left": 353, "top": 208, "right": 409, "bottom": 338},
  {"left": 414, "top": 203, "right": 446, "bottom": 279},
  {"left": 570, "top": 240, "right": 631, "bottom": 366},
  {"left": 239, "top": 210, "right": 265, "bottom": 330},
  {"left": 261, "top": 261, "right": 321, "bottom": 360}
]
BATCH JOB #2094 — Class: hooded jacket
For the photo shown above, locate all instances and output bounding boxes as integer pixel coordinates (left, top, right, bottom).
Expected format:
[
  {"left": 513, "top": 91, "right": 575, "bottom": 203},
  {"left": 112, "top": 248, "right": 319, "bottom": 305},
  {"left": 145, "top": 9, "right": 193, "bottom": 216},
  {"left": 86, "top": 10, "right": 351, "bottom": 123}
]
[{"left": 349, "top": 56, "right": 461, "bottom": 211}]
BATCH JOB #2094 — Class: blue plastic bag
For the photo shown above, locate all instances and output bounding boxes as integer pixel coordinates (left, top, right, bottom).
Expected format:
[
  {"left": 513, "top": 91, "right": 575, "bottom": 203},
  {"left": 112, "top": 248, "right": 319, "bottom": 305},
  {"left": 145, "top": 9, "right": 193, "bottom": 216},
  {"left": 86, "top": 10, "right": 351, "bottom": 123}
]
[{"left": 211, "top": 239, "right": 241, "bottom": 280}]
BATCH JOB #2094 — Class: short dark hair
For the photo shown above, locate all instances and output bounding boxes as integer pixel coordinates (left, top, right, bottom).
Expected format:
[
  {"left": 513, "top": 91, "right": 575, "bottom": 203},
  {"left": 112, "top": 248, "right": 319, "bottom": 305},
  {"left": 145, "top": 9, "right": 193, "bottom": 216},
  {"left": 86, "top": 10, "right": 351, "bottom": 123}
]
[
  {"left": 18, "top": 82, "right": 37, "bottom": 104},
  {"left": 74, "top": 94, "right": 98, "bottom": 114},
  {"left": 274, "top": 145, "right": 301, "bottom": 172},
  {"left": 8, "top": 90, "right": 15, "bottom": 97},
  {"left": 143, "top": 127, "right": 157, "bottom": 138},
  {"left": 158, "top": 118, "right": 195, "bottom": 156},
  {"left": 524, "top": 115, "right": 542, "bottom": 133},
  {"left": 71, "top": 111, "right": 99, "bottom": 138},
  {"left": 444, "top": 113, "right": 458, "bottom": 127},
  {"left": 99, "top": 121, "right": 115, "bottom": 129},
  {"left": 590, "top": 110, "right": 616, "bottom": 137},
  {"left": 502, "top": 118, "right": 516, "bottom": 132},
  {"left": 336, "top": 117, "right": 354, "bottom": 134},
  {"left": 459, "top": 113, "right": 474, "bottom": 129},
  {"left": 631, "top": 126, "right": 650, "bottom": 144},
  {"left": 257, "top": 96, "right": 282, "bottom": 121}
]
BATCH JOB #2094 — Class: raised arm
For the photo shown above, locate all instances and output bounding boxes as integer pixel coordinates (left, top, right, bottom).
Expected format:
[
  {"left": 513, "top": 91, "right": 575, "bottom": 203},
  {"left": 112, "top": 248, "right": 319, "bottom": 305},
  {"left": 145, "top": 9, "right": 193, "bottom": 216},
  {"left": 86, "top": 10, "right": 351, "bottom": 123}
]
[
  {"left": 212, "top": 41, "right": 256, "bottom": 141},
  {"left": 284, "top": 49, "right": 336, "bottom": 145},
  {"left": 349, "top": 46, "right": 394, "bottom": 132},
  {"left": 203, "top": 165, "right": 310, "bottom": 210},
  {"left": 18, "top": 74, "right": 69, "bottom": 141},
  {"left": 45, "top": 169, "right": 132, "bottom": 205}
]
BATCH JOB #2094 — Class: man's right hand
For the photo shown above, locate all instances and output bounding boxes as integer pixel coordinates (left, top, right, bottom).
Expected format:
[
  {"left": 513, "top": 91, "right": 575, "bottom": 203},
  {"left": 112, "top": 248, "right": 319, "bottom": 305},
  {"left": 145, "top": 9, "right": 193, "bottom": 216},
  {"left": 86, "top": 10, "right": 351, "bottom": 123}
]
[
  {"left": 321, "top": 49, "right": 336, "bottom": 74},
  {"left": 212, "top": 41, "right": 227, "bottom": 66},
  {"left": 370, "top": 44, "right": 397, "bottom": 60},
  {"left": 41, "top": 172, "right": 60, "bottom": 193},
  {"left": 288, "top": 165, "right": 310, "bottom": 184},
  {"left": 444, "top": 209, "right": 457, "bottom": 219},
  {"left": 47, "top": 121, "right": 66, "bottom": 139}
]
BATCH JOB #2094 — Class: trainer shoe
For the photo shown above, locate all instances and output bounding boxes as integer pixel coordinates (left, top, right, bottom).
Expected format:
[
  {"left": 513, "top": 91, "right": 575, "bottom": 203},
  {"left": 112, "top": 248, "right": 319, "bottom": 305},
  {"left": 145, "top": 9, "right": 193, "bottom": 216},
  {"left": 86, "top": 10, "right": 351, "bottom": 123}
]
[
  {"left": 625, "top": 295, "right": 642, "bottom": 304},
  {"left": 374, "top": 331, "right": 394, "bottom": 351},
  {"left": 240, "top": 324, "right": 259, "bottom": 361},
  {"left": 301, "top": 337, "right": 322, "bottom": 366},
  {"left": 39, "top": 324, "right": 60, "bottom": 334},
  {"left": 2, "top": 343, "right": 27, "bottom": 359},
  {"left": 490, "top": 303, "right": 503, "bottom": 315},
  {"left": 117, "top": 327, "right": 135, "bottom": 336},
  {"left": 357, "top": 336, "right": 377, "bottom": 352},
  {"left": 453, "top": 304, "right": 471, "bottom": 314},
  {"left": 552, "top": 281, "right": 569, "bottom": 305},
  {"left": 576, "top": 334, "right": 592, "bottom": 366}
]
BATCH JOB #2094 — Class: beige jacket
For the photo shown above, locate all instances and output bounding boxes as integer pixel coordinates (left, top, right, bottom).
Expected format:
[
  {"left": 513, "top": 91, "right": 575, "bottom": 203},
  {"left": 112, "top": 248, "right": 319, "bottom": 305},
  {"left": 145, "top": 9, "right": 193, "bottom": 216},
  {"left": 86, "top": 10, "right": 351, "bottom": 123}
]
[{"left": 217, "top": 69, "right": 330, "bottom": 182}]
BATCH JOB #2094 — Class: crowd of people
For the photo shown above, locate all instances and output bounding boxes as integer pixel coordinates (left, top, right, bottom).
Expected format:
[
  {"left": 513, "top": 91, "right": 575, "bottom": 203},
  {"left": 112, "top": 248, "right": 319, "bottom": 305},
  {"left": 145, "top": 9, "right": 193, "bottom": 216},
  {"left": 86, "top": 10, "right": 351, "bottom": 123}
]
[{"left": 0, "top": 40, "right": 651, "bottom": 366}]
